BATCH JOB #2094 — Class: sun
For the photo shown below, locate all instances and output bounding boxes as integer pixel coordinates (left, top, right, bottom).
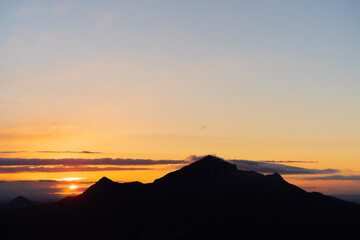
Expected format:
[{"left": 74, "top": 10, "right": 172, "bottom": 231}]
[{"left": 69, "top": 185, "right": 78, "bottom": 190}]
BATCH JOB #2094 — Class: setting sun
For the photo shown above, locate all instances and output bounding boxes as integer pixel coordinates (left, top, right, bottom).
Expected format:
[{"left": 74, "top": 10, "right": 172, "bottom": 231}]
[{"left": 69, "top": 185, "right": 78, "bottom": 190}]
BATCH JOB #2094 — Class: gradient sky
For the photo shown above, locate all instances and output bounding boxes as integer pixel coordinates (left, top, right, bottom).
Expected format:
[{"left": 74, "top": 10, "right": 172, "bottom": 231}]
[{"left": 0, "top": 0, "right": 359, "bottom": 201}]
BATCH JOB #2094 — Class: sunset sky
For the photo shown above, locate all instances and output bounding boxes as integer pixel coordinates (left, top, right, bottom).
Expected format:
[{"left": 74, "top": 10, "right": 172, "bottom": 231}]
[{"left": 0, "top": 0, "right": 359, "bottom": 201}]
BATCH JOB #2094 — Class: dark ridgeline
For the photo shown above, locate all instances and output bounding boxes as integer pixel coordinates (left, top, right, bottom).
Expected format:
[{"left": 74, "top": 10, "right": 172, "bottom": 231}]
[
  {"left": 1, "top": 155, "right": 359, "bottom": 239},
  {"left": 7, "top": 196, "right": 34, "bottom": 208}
]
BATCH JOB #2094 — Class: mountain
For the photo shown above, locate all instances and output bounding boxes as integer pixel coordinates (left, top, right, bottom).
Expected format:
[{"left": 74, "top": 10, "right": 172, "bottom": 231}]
[
  {"left": 7, "top": 196, "right": 33, "bottom": 208},
  {"left": 1, "top": 155, "right": 360, "bottom": 240}
]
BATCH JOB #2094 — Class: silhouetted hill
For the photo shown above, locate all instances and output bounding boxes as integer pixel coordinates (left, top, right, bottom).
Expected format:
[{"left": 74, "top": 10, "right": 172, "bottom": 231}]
[
  {"left": 1, "top": 155, "right": 360, "bottom": 240},
  {"left": 7, "top": 196, "right": 33, "bottom": 208},
  {"left": 154, "top": 155, "right": 239, "bottom": 185}
]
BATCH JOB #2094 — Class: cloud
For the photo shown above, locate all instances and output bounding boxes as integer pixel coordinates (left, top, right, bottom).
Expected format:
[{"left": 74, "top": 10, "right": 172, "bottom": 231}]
[
  {"left": 0, "top": 155, "right": 339, "bottom": 175},
  {"left": 261, "top": 160, "right": 318, "bottom": 163},
  {"left": 0, "top": 158, "right": 187, "bottom": 166},
  {"left": 185, "top": 155, "right": 207, "bottom": 162},
  {"left": 0, "top": 150, "right": 102, "bottom": 154},
  {"left": 0, "top": 157, "right": 186, "bottom": 173},
  {"left": 0, "top": 166, "right": 152, "bottom": 173},
  {"left": 229, "top": 159, "right": 339, "bottom": 175},
  {"left": 36, "top": 150, "right": 102, "bottom": 154},
  {"left": 300, "top": 175, "right": 360, "bottom": 181},
  {"left": 0, "top": 151, "right": 26, "bottom": 154}
]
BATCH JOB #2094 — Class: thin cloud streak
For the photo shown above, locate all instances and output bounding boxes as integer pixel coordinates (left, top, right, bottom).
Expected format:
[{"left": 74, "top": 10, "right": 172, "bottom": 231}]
[
  {"left": 0, "top": 150, "right": 102, "bottom": 154},
  {"left": 300, "top": 175, "right": 360, "bottom": 181},
  {"left": 261, "top": 160, "right": 319, "bottom": 163},
  {"left": 0, "top": 155, "right": 340, "bottom": 175},
  {"left": 229, "top": 159, "right": 338, "bottom": 175},
  {"left": 0, "top": 180, "right": 94, "bottom": 184},
  {"left": 36, "top": 151, "right": 102, "bottom": 154},
  {"left": 0, "top": 158, "right": 187, "bottom": 166},
  {"left": 0, "top": 166, "right": 152, "bottom": 173},
  {"left": 0, "top": 151, "right": 26, "bottom": 154},
  {"left": 185, "top": 155, "right": 337, "bottom": 175}
]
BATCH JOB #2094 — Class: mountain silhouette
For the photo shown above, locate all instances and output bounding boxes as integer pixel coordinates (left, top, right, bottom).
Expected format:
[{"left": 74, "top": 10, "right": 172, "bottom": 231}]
[
  {"left": 154, "top": 155, "right": 305, "bottom": 195},
  {"left": 1, "top": 155, "right": 360, "bottom": 240},
  {"left": 7, "top": 196, "right": 33, "bottom": 208}
]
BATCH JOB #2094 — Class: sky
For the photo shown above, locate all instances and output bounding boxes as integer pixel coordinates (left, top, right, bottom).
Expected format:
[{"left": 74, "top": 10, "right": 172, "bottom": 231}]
[{"left": 0, "top": 0, "right": 359, "bottom": 201}]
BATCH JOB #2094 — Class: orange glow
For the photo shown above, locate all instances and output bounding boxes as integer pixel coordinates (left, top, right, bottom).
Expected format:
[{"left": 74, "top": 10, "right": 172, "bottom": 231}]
[
  {"left": 57, "top": 177, "right": 85, "bottom": 181},
  {"left": 69, "top": 185, "right": 78, "bottom": 190}
]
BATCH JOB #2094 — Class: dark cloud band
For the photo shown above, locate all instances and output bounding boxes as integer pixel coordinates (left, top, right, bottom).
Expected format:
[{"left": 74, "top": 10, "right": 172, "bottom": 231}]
[
  {"left": 0, "top": 158, "right": 187, "bottom": 166},
  {"left": 300, "top": 175, "right": 360, "bottom": 181},
  {"left": 36, "top": 151, "right": 102, "bottom": 154},
  {"left": 0, "top": 166, "right": 151, "bottom": 173},
  {"left": 0, "top": 151, "right": 26, "bottom": 154},
  {"left": 262, "top": 160, "right": 319, "bottom": 163},
  {"left": 229, "top": 159, "right": 338, "bottom": 175},
  {"left": 0, "top": 156, "right": 340, "bottom": 176},
  {"left": 0, "top": 150, "right": 102, "bottom": 154}
]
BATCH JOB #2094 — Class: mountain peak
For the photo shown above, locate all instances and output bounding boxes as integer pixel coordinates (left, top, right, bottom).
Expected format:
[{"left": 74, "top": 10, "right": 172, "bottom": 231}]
[
  {"left": 78, "top": 177, "right": 119, "bottom": 200},
  {"left": 264, "top": 172, "right": 287, "bottom": 184},
  {"left": 198, "top": 155, "right": 226, "bottom": 163},
  {"left": 153, "top": 155, "right": 238, "bottom": 185},
  {"left": 271, "top": 172, "right": 282, "bottom": 179},
  {"left": 188, "top": 155, "right": 237, "bottom": 172},
  {"left": 8, "top": 196, "right": 33, "bottom": 208},
  {"left": 98, "top": 177, "right": 113, "bottom": 184}
]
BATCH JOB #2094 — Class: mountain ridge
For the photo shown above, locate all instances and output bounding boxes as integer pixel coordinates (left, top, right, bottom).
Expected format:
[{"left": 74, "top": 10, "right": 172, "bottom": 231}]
[
  {"left": 7, "top": 196, "right": 33, "bottom": 208},
  {"left": 62, "top": 155, "right": 353, "bottom": 206},
  {"left": 1, "top": 155, "right": 359, "bottom": 240}
]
